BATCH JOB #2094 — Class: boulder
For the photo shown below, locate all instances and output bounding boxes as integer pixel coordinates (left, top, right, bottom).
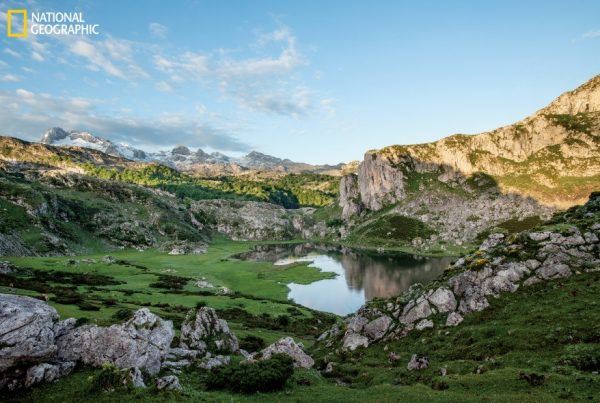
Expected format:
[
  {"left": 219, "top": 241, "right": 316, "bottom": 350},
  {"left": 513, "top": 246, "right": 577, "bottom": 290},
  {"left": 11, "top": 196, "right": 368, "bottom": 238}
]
[
  {"left": 180, "top": 307, "right": 239, "bottom": 353},
  {"left": 400, "top": 298, "right": 432, "bottom": 325},
  {"left": 445, "top": 312, "right": 464, "bottom": 327},
  {"left": 536, "top": 261, "right": 572, "bottom": 280},
  {"left": 363, "top": 315, "right": 392, "bottom": 340},
  {"left": 407, "top": 354, "right": 429, "bottom": 371},
  {"left": 427, "top": 288, "right": 457, "bottom": 313},
  {"left": 56, "top": 308, "right": 174, "bottom": 375},
  {"left": 257, "top": 337, "right": 314, "bottom": 368},
  {"left": 342, "top": 333, "right": 369, "bottom": 351},
  {"left": 0, "top": 294, "right": 59, "bottom": 373}
]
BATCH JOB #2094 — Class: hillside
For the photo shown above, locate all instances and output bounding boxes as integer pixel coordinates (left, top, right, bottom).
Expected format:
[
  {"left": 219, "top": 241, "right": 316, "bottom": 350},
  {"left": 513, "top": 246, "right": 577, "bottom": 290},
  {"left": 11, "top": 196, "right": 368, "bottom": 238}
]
[{"left": 339, "top": 74, "right": 600, "bottom": 252}]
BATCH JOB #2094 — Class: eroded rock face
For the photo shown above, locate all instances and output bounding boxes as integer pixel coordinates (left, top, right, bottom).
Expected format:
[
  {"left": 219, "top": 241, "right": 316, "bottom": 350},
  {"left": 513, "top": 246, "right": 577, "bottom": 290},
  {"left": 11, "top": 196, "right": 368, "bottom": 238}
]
[
  {"left": 256, "top": 337, "right": 314, "bottom": 369},
  {"left": 339, "top": 174, "right": 363, "bottom": 219},
  {"left": 0, "top": 295, "right": 59, "bottom": 374},
  {"left": 56, "top": 308, "right": 174, "bottom": 375},
  {"left": 180, "top": 307, "right": 239, "bottom": 354}
]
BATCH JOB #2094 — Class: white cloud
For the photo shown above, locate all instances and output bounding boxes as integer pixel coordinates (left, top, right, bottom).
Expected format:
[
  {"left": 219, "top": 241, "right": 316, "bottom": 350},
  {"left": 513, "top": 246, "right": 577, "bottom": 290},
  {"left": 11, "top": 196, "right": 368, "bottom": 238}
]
[
  {"left": 582, "top": 29, "right": 600, "bottom": 39},
  {"left": 320, "top": 98, "right": 336, "bottom": 116},
  {"left": 0, "top": 89, "right": 249, "bottom": 152},
  {"left": 149, "top": 22, "right": 168, "bottom": 38},
  {"left": 4, "top": 48, "right": 21, "bottom": 58},
  {"left": 154, "top": 51, "right": 210, "bottom": 80},
  {"left": 1, "top": 74, "right": 21, "bottom": 82},
  {"left": 31, "top": 51, "right": 44, "bottom": 62},
  {"left": 155, "top": 81, "right": 173, "bottom": 92},
  {"left": 68, "top": 37, "right": 149, "bottom": 80},
  {"left": 149, "top": 25, "right": 314, "bottom": 116}
]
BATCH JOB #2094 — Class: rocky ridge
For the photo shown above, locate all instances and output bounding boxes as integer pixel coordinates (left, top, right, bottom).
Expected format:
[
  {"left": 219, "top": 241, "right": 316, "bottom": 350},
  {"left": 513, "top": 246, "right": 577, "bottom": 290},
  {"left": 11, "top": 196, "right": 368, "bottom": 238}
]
[
  {"left": 0, "top": 299, "right": 314, "bottom": 391},
  {"left": 339, "top": 75, "right": 600, "bottom": 248},
  {"left": 323, "top": 192, "right": 600, "bottom": 351}
]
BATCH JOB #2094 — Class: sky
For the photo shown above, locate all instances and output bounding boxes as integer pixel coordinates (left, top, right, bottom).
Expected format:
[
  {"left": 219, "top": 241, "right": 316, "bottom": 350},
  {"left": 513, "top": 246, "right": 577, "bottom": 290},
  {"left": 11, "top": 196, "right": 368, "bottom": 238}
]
[{"left": 1, "top": 0, "right": 600, "bottom": 164}]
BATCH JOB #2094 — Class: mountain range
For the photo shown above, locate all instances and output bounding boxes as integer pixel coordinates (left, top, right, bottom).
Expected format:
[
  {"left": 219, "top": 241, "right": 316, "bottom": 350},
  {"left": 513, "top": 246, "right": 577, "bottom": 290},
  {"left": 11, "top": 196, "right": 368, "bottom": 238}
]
[{"left": 40, "top": 127, "right": 356, "bottom": 176}]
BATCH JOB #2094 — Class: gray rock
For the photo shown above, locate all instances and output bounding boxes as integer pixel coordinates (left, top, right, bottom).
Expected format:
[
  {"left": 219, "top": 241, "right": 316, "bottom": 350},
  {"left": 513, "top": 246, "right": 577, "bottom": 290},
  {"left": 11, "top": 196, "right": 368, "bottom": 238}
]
[
  {"left": 130, "top": 367, "right": 146, "bottom": 388},
  {"left": 342, "top": 333, "right": 369, "bottom": 351},
  {"left": 525, "top": 259, "right": 542, "bottom": 270},
  {"left": 0, "top": 294, "right": 59, "bottom": 374},
  {"left": 528, "top": 232, "right": 550, "bottom": 242},
  {"left": 407, "top": 354, "right": 429, "bottom": 371},
  {"left": 400, "top": 298, "right": 432, "bottom": 325},
  {"left": 427, "top": 288, "right": 457, "bottom": 313},
  {"left": 481, "top": 275, "right": 518, "bottom": 296},
  {"left": 479, "top": 233, "right": 504, "bottom": 250},
  {"left": 415, "top": 319, "right": 434, "bottom": 330},
  {"left": 445, "top": 312, "right": 463, "bottom": 327},
  {"left": 523, "top": 276, "right": 542, "bottom": 286},
  {"left": 346, "top": 315, "right": 369, "bottom": 333},
  {"left": 537, "top": 261, "right": 572, "bottom": 280},
  {"left": 325, "top": 362, "right": 335, "bottom": 373},
  {"left": 56, "top": 308, "right": 174, "bottom": 375},
  {"left": 363, "top": 316, "right": 392, "bottom": 340},
  {"left": 24, "top": 362, "right": 74, "bottom": 388},
  {"left": 257, "top": 337, "right": 314, "bottom": 368},
  {"left": 156, "top": 375, "right": 181, "bottom": 391},
  {"left": 584, "top": 232, "right": 599, "bottom": 244},
  {"left": 180, "top": 307, "right": 238, "bottom": 354},
  {"left": 198, "top": 355, "right": 230, "bottom": 369},
  {"left": 458, "top": 289, "right": 489, "bottom": 314},
  {"left": 102, "top": 255, "right": 116, "bottom": 264}
]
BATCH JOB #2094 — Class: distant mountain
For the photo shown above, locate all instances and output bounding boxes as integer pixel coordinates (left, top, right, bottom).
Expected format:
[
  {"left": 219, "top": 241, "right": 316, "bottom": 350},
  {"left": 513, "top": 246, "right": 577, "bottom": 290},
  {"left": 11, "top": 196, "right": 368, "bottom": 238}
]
[{"left": 39, "top": 128, "right": 356, "bottom": 176}]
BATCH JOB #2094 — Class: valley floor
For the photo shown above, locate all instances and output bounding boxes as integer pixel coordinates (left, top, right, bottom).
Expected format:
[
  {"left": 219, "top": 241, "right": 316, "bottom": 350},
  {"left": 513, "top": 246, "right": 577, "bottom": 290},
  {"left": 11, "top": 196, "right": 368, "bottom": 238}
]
[{"left": 2, "top": 238, "right": 600, "bottom": 402}]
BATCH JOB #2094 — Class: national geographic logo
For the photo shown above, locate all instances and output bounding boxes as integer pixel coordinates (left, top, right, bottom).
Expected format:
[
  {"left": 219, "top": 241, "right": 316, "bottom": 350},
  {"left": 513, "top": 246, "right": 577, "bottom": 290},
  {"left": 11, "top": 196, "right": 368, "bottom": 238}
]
[{"left": 6, "top": 9, "right": 100, "bottom": 37}]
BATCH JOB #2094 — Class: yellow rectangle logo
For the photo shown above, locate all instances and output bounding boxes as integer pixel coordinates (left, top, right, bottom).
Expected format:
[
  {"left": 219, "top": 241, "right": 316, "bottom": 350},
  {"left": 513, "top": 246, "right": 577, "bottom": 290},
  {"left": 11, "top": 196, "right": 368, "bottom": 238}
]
[{"left": 7, "top": 9, "right": 28, "bottom": 38}]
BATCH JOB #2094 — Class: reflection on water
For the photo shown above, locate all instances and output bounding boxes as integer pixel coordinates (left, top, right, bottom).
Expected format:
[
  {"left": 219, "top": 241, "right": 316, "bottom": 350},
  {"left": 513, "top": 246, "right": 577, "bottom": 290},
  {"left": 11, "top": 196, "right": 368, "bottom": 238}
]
[{"left": 235, "top": 244, "right": 452, "bottom": 315}]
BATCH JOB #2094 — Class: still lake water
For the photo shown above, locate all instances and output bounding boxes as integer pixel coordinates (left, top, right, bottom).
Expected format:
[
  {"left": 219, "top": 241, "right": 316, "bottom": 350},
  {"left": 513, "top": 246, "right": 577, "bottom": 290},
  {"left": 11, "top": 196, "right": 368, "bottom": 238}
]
[{"left": 236, "top": 244, "right": 452, "bottom": 315}]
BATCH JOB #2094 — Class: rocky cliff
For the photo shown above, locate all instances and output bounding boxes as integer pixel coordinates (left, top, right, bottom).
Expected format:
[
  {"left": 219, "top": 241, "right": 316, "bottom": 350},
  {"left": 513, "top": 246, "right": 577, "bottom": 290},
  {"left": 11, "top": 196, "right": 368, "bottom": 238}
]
[{"left": 339, "top": 75, "right": 600, "bottom": 248}]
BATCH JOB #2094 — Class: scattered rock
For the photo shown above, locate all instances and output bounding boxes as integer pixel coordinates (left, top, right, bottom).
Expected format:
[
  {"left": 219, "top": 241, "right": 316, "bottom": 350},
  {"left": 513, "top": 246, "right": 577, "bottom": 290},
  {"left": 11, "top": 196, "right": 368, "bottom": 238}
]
[
  {"left": 342, "top": 333, "right": 369, "bottom": 351},
  {"left": 156, "top": 375, "right": 182, "bottom": 391},
  {"left": 407, "top": 354, "right": 429, "bottom": 371},
  {"left": 102, "top": 255, "right": 116, "bottom": 264},
  {"left": 363, "top": 315, "right": 392, "bottom": 340},
  {"left": 445, "top": 312, "right": 463, "bottom": 327},
  {"left": 388, "top": 352, "right": 401, "bottom": 363},
  {"left": 415, "top": 319, "right": 434, "bottom": 331},
  {"left": 256, "top": 337, "right": 314, "bottom": 368},
  {"left": 198, "top": 354, "right": 230, "bottom": 370}
]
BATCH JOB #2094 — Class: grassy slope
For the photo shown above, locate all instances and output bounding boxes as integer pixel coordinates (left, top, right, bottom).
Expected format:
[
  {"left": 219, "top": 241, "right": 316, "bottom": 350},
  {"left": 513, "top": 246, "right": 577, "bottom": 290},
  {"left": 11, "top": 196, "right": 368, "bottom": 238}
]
[
  {"left": 7, "top": 268, "right": 600, "bottom": 402},
  {"left": 2, "top": 237, "right": 336, "bottom": 345}
]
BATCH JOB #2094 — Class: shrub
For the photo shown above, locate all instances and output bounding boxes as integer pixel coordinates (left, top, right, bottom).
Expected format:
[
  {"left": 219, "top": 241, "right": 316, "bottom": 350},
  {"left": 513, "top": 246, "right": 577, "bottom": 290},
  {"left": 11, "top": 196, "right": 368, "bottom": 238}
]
[
  {"left": 239, "top": 335, "right": 266, "bottom": 353},
  {"left": 87, "top": 363, "right": 132, "bottom": 393},
  {"left": 276, "top": 314, "right": 290, "bottom": 327},
  {"left": 205, "top": 354, "right": 294, "bottom": 393},
  {"left": 560, "top": 344, "right": 600, "bottom": 371},
  {"left": 112, "top": 308, "right": 133, "bottom": 321}
]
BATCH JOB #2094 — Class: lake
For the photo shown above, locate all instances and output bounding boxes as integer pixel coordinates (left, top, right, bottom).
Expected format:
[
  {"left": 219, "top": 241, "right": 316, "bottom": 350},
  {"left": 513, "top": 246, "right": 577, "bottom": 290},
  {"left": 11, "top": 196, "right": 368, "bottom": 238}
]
[{"left": 235, "top": 244, "right": 453, "bottom": 315}]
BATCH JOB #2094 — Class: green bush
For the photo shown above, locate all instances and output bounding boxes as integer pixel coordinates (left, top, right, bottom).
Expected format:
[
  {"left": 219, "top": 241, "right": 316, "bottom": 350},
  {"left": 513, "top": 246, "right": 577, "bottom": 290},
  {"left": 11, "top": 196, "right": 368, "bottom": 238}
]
[
  {"left": 239, "top": 335, "right": 266, "bottom": 352},
  {"left": 205, "top": 354, "right": 294, "bottom": 393},
  {"left": 560, "top": 344, "right": 600, "bottom": 371},
  {"left": 87, "top": 363, "right": 132, "bottom": 393},
  {"left": 112, "top": 308, "right": 133, "bottom": 321}
]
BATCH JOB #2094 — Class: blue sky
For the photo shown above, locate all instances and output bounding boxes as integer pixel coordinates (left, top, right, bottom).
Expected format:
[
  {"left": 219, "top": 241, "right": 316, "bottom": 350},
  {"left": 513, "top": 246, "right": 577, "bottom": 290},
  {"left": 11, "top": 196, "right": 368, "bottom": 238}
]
[{"left": 1, "top": 0, "right": 600, "bottom": 164}]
